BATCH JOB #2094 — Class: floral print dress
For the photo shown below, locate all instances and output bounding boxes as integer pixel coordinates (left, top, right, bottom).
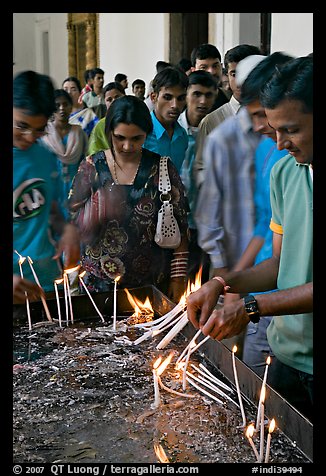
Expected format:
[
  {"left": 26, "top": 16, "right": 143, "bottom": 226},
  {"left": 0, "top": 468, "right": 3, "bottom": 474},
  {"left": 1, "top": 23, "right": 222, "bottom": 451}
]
[{"left": 67, "top": 148, "right": 189, "bottom": 293}]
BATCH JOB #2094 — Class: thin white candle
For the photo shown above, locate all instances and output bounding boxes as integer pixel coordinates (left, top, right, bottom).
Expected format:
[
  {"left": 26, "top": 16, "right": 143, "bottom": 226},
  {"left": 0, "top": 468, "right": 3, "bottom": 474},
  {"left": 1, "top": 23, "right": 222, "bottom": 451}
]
[
  {"left": 156, "top": 311, "right": 188, "bottom": 349},
  {"left": 177, "top": 328, "right": 202, "bottom": 363},
  {"left": 188, "top": 370, "right": 239, "bottom": 407},
  {"left": 26, "top": 256, "right": 52, "bottom": 322},
  {"left": 232, "top": 345, "right": 246, "bottom": 427},
  {"left": 79, "top": 272, "right": 105, "bottom": 323},
  {"left": 64, "top": 272, "right": 74, "bottom": 325},
  {"left": 264, "top": 418, "right": 276, "bottom": 463},
  {"left": 63, "top": 272, "right": 69, "bottom": 326},
  {"left": 256, "top": 356, "right": 271, "bottom": 431},
  {"left": 260, "top": 401, "right": 265, "bottom": 463},
  {"left": 186, "top": 375, "right": 224, "bottom": 406},
  {"left": 113, "top": 276, "right": 120, "bottom": 331},
  {"left": 246, "top": 424, "right": 260, "bottom": 462},
  {"left": 54, "top": 278, "right": 63, "bottom": 328},
  {"left": 15, "top": 253, "right": 32, "bottom": 331},
  {"left": 152, "top": 356, "right": 162, "bottom": 408}
]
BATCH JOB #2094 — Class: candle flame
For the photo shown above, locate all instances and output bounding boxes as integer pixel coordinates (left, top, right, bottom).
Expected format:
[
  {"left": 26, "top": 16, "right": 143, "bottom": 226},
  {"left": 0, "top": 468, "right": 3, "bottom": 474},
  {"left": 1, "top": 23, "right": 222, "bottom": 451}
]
[
  {"left": 260, "top": 384, "right": 266, "bottom": 403},
  {"left": 54, "top": 278, "right": 64, "bottom": 285},
  {"left": 27, "top": 256, "right": 33, "bottom": 264},
  {"left": 79, "top": 270, "right": 86, "bottom": 279},
  {"left": 19, "top": 256, "right": 26, "bottom": 265},
  {"left": 269, "top": 418, "right": 276, "bottom": 433},
  {"left": 246, "top": 423, "right": 255, "bottom": 438},
  {"left": 154, "top": 443, "right": 169, "bottom": 463},
  {"left": 232, "top": 345, "right": 237, "bottom": 353},
  {"left": 266, "top": 356, "right": 271, "bottom": 365},
  {"left": 156, "top": 351, "right": 174, "bottom": 376},
  {"left": 124, "top": 288, "right": 154, "bottom": 324},
  {"left": 186, "top": 266, "right": 203, "bottom": 296},
  {"left": 115, "top": 275, "right": 121, "bottom": 283},
  {"left": 153, "top": 356, "right": 163, "bottom": 370},
  {"left": 64, "top": 264, "right": 80, "bottom": 274},
  {"left": 175, "top": 361, "right": 183, "bottom": 371}
]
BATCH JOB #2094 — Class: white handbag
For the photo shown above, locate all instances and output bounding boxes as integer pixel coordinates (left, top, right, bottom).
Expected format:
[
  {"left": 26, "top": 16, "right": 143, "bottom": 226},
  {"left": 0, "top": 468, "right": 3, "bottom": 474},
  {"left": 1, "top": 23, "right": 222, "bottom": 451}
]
[{"left": 154, "top": 156, "right": 181, "bottom": 249}]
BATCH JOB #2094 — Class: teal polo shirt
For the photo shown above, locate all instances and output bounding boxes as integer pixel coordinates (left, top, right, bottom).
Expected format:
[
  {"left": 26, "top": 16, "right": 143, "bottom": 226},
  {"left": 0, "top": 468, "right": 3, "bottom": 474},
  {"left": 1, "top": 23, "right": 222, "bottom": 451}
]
[
  {"left": 143, "top": 110, "right": 188, "bottom": 173},
  {"left": 267, "top": 155, "right": 313, "bottom": 375}
]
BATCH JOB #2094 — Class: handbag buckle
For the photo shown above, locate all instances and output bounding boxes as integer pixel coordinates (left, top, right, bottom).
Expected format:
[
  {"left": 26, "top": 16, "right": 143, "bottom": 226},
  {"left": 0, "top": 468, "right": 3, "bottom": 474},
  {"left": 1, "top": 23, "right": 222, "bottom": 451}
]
[{"left": 160, "top": 192, "right": 171, "bottom": 202}]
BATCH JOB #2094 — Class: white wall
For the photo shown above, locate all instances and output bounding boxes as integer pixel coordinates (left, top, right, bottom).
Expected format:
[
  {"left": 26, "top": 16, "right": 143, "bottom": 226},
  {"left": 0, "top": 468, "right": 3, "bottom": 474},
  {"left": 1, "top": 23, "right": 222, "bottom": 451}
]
[
  {"left": 270, "top": 13, "right": 313, "bottom": 57},
  {"left": 99, "top": 13, "right": 166, "bottom": 96},
  {"left": 13, "top": 13, "right": 36, "bottom": 75}
]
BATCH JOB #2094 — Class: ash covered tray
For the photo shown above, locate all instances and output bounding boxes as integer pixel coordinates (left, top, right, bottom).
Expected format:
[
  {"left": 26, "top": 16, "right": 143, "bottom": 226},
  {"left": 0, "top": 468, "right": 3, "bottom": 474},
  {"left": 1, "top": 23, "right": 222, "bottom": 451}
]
[{"left": 13, "top": 286, "right": 312, "bottom": 464}]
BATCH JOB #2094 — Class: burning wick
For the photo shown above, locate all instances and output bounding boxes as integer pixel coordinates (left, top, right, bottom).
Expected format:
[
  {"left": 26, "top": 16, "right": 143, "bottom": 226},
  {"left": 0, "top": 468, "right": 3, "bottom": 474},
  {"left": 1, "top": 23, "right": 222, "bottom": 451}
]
[
  {"left": 54, "top": 278, "right": 64, "bottom": 328},
  {"left": 256, "top": 356, "right": 271, "bottom": 431},
  {"left": 152, "top": 356, "right": 162, "bottom": 408},
  {"left": 113, "top": 276, "right": 120, "bottom": 331},
  {"left": 26, "top": 256, "right": 52, "bottom": 322},
  {"left": 78, "top": 271, "right": 105, "bottom": 323},
  {"left": 14, "top": 251, "right": 32, "bottom": 331},
  {"left": 259, "top": 385, "right": 266, "bottom": 463},
  {"left": 232, "top": 345, "right": 246, "bottom": 427},
  {"left": 264, "top": 418, "right": 276, "bottom": 463},
  {"left": 154, "top": 443, "right": 169, "bottom": 463},
  {"left": 246, "top": 423, "right": 259, "bottom": 462}
]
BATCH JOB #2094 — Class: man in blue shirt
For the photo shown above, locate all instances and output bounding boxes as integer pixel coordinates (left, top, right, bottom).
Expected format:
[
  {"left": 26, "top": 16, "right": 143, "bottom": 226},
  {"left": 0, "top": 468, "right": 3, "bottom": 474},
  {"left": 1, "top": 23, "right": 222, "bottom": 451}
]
[
  {"left": 13, "top": 71, "right": 80, "bottom": 303},
  {"left": 143, "top": 66, "right": 189, "bottom": 173}
]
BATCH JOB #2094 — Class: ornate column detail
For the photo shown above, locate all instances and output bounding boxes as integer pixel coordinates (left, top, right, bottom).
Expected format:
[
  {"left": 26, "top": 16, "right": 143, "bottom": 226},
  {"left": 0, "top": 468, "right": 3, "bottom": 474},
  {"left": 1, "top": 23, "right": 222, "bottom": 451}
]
[
  {"left": 85, "top": 14, "right": 97, "bottom": 70},
  {"left": 67, "top": 19, "right": 77, "bottom": 77}
]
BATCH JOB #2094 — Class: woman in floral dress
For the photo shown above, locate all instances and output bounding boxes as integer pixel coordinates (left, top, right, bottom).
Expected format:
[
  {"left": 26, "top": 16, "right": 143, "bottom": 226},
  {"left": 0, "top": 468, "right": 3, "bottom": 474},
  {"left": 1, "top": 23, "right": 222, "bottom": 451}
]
[{"left": 68, "top": 95, "right": 189, "bottom": 302}]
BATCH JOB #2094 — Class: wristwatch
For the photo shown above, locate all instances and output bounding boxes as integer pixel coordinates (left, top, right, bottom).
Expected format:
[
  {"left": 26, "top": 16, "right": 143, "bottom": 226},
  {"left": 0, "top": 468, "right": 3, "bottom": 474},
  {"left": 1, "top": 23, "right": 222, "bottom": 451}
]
[{"left": 243, "top": 294, "right": 260, "bottom": 323}]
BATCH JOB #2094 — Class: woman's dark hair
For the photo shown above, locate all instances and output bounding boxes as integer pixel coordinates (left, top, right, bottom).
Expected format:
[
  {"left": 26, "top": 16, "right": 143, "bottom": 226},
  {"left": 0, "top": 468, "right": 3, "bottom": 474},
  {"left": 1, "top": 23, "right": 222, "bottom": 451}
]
[
  {"left": 62, "top": 76, "right": 82, "bottom": 93},
  {"left": 260, "top": 56, "right": 313, "bottom": 113},
  {"left": 103, "top": 81, "right": 126, "bottom": 95},
  {"left": 13, "top": 70, "right": 56, "bottom": 118},
  {"left": 105, "top": 95, "right": 153, "bottom": 136},
  {"left": 54, "top": 89, "right": 73, "bottom": 105}
]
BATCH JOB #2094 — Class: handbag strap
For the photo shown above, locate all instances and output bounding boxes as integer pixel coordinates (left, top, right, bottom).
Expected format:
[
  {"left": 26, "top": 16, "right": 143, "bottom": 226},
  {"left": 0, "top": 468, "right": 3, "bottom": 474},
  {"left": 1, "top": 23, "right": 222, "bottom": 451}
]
[{"left": 158, "top": 156, "right": 171, "bottom": 194}]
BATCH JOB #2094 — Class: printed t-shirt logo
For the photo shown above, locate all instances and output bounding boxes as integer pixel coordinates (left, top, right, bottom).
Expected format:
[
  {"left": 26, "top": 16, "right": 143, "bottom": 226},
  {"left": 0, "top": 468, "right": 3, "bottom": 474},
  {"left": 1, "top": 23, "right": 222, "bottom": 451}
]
[{"left": 13, "top": 178, "right": 47, "bottom": 221}]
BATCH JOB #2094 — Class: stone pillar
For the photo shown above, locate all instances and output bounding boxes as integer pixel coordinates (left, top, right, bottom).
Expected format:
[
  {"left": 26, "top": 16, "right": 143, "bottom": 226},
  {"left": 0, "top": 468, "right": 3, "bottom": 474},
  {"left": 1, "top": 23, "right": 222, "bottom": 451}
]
[
  {"left": 85, "top": 14, "right": 97, "bottom": 70},
  {"left": 67, "top": 20, "right": 77, "bottom": 77}
]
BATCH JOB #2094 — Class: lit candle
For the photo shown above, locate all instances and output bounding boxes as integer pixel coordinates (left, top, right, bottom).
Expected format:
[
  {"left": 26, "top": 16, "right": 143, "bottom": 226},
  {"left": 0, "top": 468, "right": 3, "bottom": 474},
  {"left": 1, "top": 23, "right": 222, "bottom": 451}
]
[
  {"left": 256, "top": 356, "right": 271, "bottom": 431},
  {"left": 64, "top": 266, "right": 80, "bottom": 325},
  {"left": 113, "top": 276, "right": 120, "bottom": 331},
  {"left": 246, "top": 423, "right": 260, "bottom": 462},
  {"left": 54, "top": 278, "right": 64, "bottom": 328},
  {"left": 259, "top": 385, "right": 266, "bottom": 463},
  {"left": 264, "top": 418, "right": 276, "bottom": 463},
  {"left": 63, "top": 272, "right": 69, "bottom": 325},
  {"left": 79, "top": 271, "right": 105, "bottom": 323},
  {"left": 232, "top": 345, "right": 246, "bottom": 427},
  {"left": 15, "top": 252, "right": 32, "bottom": 331},
  {"left": 152, "top": 356, "right": 162, "bottom": 408},
  {"left": 26, "top": 256, "right": 52, "bottom": 322}
]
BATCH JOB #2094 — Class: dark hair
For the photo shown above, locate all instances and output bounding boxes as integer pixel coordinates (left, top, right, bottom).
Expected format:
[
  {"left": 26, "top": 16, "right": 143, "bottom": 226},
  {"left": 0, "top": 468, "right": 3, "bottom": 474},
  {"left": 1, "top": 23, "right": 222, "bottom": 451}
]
[
  {"left": 104, "top": 81, "right": 126, "bottom": 95},
  {"left": 177, "top": 58, "right": 192, "bottom": 73},
  {"left": 132, "top": 78, "right": 145, "bottom": 88},
  {"left": 62, "top": 76, "right": 82, "bottom": 93},
  {"left": 223, "top": 44, "right": 262, "bottom": 71},
  {"left": 105, "top": 95, "right": 153, "bottom": 136},
  {"left": 90, "top": 67, "right": 105, "bottom": 79},
  {"left": 240, "top": 52, "right": 294, "bottom": 106},
  {"left": 187, "top": 70, "right": 218, "bottom": 90},
  {"left": 156, "top": 61, "right": 172, "bottom": 73},
  {"left": 190, "top": 43, "right": 221, "bottom": 66},
  {"left": 84, "top": 69, "right": 93, "bottom": 83},
  {"left": 13, "top": 70, "right": 56, "bottom": 118},
  {"left": 152, "top": 66, "right": 189, "bottom": 94},
  {"left": 54, "top": 89, "right": 73, "bottom": 105},
  {"left": 114, "top": 73, "right": 127, "bottom": 82},
  {"left": 260, "top": 56, "right": 313, "bottom": 114}
]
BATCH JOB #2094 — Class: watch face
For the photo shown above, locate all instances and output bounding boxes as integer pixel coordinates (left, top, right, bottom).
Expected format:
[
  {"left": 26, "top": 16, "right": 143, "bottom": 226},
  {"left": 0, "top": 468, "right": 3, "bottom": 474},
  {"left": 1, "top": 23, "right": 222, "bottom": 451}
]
[{"left": 244, "top": 296, "right": 260, "bottom": 323}]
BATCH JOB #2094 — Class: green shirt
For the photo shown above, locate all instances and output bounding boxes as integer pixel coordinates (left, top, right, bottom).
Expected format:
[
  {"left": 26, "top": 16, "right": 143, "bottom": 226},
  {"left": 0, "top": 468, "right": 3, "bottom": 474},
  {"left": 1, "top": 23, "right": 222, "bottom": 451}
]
[
  {"left": 267, "top": 155, "right": 313, "bottom": 375},
  {"left": 88, "top": 117, "right": 110, "bottom": 155}
]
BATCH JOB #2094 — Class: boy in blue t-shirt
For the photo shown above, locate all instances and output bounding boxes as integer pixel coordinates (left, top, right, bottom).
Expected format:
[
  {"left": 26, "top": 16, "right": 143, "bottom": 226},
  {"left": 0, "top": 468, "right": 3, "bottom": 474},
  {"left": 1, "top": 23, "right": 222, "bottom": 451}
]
[{"left": 13, "top": 70, "right": 80, "bottom": 303}]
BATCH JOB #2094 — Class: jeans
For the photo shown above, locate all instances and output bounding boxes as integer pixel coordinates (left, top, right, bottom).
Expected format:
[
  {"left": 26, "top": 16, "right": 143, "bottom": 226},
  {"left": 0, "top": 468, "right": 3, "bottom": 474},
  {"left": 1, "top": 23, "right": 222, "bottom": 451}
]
[{"left": 242, "top": 316, "right": 274, "bottom": 378}]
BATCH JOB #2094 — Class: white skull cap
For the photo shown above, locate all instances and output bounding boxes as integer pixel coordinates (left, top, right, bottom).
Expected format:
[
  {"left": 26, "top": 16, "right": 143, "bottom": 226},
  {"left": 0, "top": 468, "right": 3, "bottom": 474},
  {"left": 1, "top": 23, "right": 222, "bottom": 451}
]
[{"left": 235, "top": 55, "right": 267, "bottom": 87}]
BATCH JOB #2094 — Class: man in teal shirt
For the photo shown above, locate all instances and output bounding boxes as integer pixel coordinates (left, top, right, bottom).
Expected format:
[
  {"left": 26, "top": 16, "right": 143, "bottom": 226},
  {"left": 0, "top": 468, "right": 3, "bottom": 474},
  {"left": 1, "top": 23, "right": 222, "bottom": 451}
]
[
  {"left": 143, "top": 66, "right": 189, "bottom": 173},
  {"left": 187, "top": 56, "right": 313, "bottom": 421}
]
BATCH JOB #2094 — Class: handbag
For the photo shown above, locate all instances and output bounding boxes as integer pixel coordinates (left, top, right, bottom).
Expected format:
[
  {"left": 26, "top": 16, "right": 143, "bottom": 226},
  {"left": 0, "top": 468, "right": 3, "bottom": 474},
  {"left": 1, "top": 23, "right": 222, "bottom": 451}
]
[{"left": 154, "top": 156, "right": 181, "bottom": 249}]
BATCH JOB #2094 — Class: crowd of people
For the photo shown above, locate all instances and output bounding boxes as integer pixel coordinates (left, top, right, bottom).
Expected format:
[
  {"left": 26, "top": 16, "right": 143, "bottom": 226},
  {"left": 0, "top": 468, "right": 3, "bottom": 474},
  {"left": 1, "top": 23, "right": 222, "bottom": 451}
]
[{"left": 13, "top": 43, "right": 313, "bottom": 421}]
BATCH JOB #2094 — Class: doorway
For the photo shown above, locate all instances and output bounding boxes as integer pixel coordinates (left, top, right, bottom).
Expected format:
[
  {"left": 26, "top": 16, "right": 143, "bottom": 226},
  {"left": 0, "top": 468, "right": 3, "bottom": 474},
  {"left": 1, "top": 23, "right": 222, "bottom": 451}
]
[{"left": 169, "top": 13, "right": 208, "bottom": 65}]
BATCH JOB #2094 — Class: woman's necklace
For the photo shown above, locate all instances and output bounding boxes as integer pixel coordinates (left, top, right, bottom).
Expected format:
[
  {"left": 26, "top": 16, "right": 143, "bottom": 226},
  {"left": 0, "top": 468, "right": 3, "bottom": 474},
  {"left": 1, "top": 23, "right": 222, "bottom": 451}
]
[{"left": 112, "top": 156, "right": 141, "bottom": 185}]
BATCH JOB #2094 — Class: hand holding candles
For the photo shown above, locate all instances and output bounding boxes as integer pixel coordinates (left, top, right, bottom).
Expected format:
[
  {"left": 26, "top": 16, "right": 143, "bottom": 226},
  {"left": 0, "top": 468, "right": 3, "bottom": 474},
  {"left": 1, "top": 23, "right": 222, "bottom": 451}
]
[
  {"left": 264, "top": 418, "right": 276, "bottom": 463},
  {"left": 232, "top": 345, "right": 246, "bottom": 427}
]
